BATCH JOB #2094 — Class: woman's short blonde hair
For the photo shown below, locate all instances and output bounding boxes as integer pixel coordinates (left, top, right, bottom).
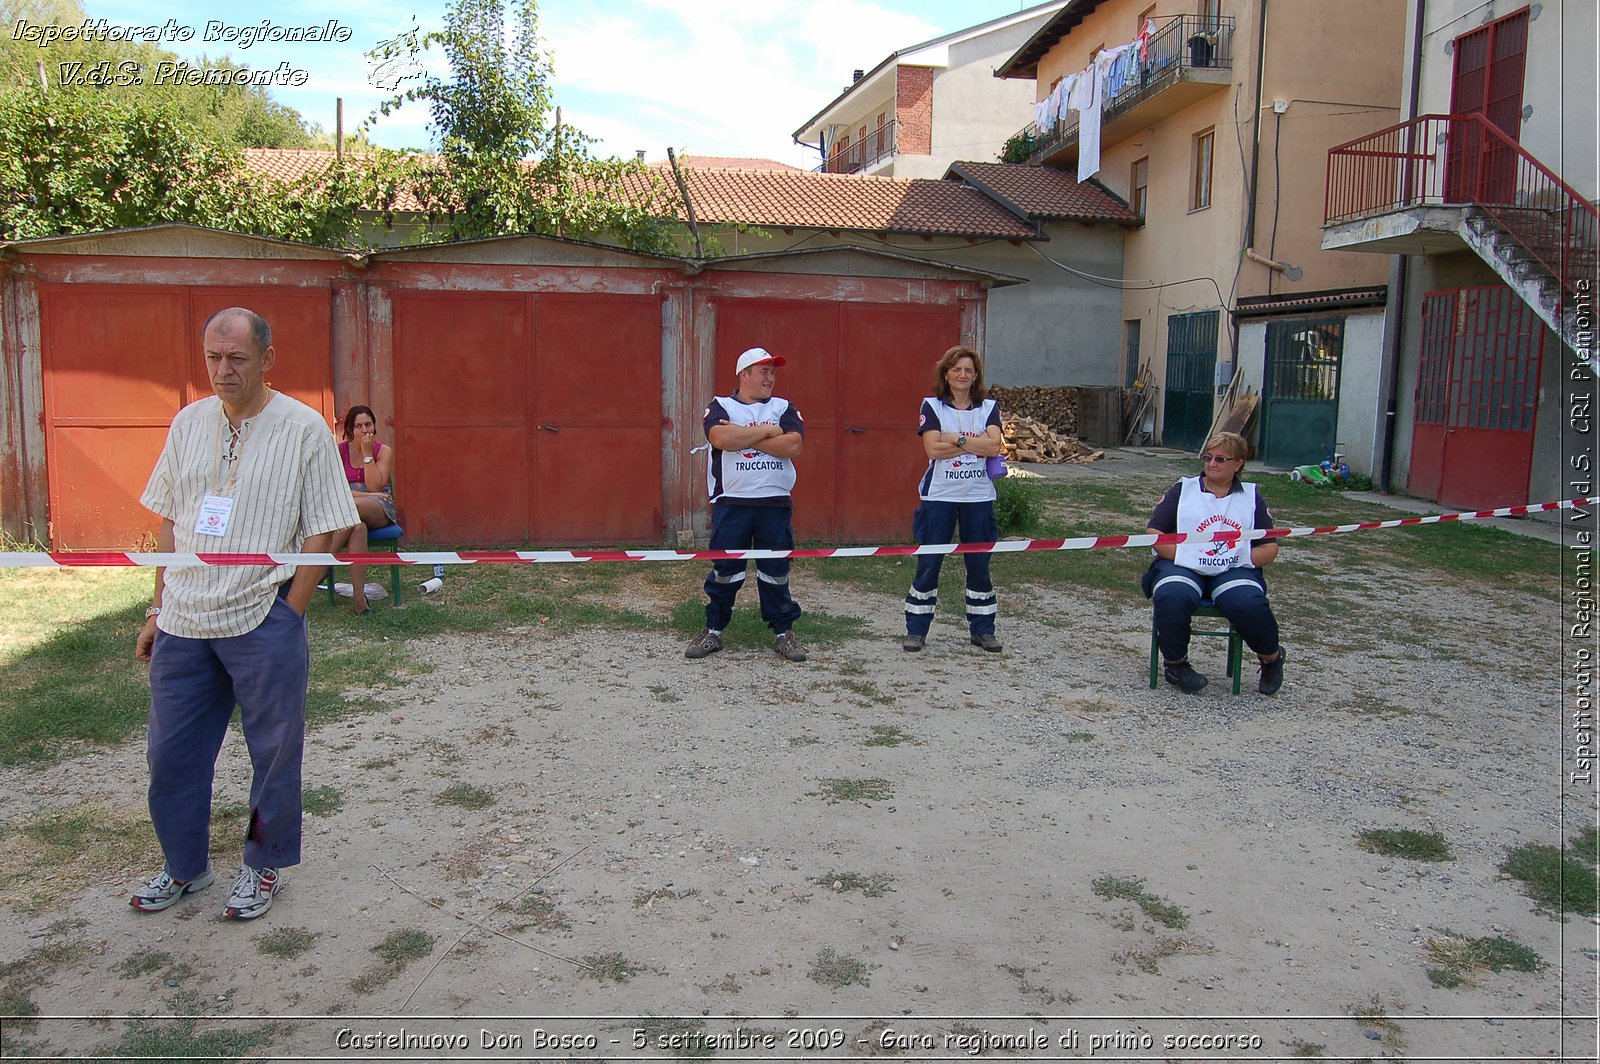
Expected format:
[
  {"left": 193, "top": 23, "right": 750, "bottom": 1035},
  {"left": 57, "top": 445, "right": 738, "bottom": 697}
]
[{"left": 1202, "top": 431, "right": 1251, "bottom": 461}]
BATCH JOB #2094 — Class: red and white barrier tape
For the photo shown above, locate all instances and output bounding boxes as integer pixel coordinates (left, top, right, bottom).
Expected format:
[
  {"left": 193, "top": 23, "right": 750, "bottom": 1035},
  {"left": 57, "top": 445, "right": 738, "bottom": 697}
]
[{"left": 4, "top": 497, "right": 1591, "bottom": 569}]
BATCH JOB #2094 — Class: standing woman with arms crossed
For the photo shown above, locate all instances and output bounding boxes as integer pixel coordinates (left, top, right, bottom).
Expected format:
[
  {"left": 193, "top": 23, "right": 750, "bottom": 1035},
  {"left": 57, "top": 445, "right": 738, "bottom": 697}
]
[
  {"left": 330, "top": 405, "right": 397, "bottom": 616},
  {"left": 903, "top": 346, "right": 1005, "bottom": 652}
]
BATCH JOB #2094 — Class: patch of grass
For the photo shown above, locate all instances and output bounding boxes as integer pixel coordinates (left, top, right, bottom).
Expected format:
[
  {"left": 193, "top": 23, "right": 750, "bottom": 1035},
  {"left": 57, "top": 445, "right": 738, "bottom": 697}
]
[
  {"left": 1091, "top": 873, "right": 1189, "bottom": 929},
  {"left": 809, "top": 777, "right": 894, "bottom": 805},
  {"left": 812, "top": 871, "right": 896, "bottom": 898},
  {"left": 1350, "top": 994, "right": 1407, "bottom": 1049},
  {"left": 1501, "top": 833, "right": 1599, "bottom": 916},
  {"left": 0, "top": 939, "right": 93, "bottom": 981},
  {"left": 0, "top": 804, "right": 154, "bottom": 915},
  {"left": 1063, "top": 731, "right": 1095, "bottom": 742},
  {"left": 1108, "top": 935, "right": 1212, "bottom": 974},
  {"left": 1572, "top": 825, "right": 1599, "bottom": 866},
  {"left": 301, "top": 785, "right": 343, "bottom": 818},
  {"left": 1425, "top": 930, "right": 1541, "bottom": 988},
  {"left": 788, "top": 733, "right": 821, "bottom": 747},
  {"left": 255, "top": 928, "right": 320, "bottom": 960},
  {"left": 506, "top": 893, "right": 572, "bottom": 933},
  {"left": 0, "top": 985, "right": 39, "bottom": 1032},
  {"left": 578, "top": 951, "right": 643, "bottom": 984},
  {"left": 862, "top": 724, "right": 913, "bottom": 747},
  {"left": 1285, "top": 1039, "right": 1325, "bottom": 1057},
  {"left": 97, "top": 1015, "right": 279, "bottom": 1060},
  {"left": 359, "top": 755, "right": 398, "bottom": 770},
  {"left": 646, "top": 684, "right": 681, "bottom": 703},
  {"left": 112, "top": 950, "right": 172, "bottom": 979},
  {"left": 668, "top": 597, "right": 869, "bottom": 645},
  {"left": 634, "top": 887, "right": 698, "bottom": 908},
  {"left": 372, "top": 929, "right": 433, "bottom": 966},
  {"left": 808, "top": 947, "right": 873, "bottom": 988},
  {"left": 350, "top": 929, "right": 434, "bottom": 994},
  {"left": 995, "top": 962, "right": 1073, "bottom": 1005},
  {"left": 1357, "top": 828, "right": 1453, "bottom": 862},
  {"left": 435, "top": 783, "right": 496, "bottom": 810}
]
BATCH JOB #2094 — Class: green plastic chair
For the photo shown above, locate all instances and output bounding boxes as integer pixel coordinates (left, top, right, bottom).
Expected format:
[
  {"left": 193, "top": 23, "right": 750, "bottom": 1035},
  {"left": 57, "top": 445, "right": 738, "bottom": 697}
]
[{"left": 1149, "top": 598, "right": 1244, "bottom": 695}]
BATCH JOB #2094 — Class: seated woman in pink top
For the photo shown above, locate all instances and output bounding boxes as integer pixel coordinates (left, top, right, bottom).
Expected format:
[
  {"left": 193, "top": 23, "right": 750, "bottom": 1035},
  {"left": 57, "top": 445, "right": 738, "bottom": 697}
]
[{"left": 330, "top": 405, "right": 397, "bottom": 615}]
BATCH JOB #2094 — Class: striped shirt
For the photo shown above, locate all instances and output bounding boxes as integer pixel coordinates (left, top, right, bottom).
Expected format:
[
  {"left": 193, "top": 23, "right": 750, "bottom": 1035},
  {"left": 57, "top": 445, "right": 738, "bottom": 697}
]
[{"left": 141, "top": 392, "right": 360, "bottom": 638}]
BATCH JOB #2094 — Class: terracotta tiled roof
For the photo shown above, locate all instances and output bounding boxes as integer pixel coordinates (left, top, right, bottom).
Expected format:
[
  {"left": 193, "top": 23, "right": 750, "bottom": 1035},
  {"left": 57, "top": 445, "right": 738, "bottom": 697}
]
[
  {"left": 636, "top": 166, "right": 1042, "bottom": 239},
  {"left": 945, "top": 162, "right": 1138, "bottom": 224},
  {"left": 241, "top": 148, "right": 432, "bottom": 210},
  {"left": 239, "top": 149, "right": 1046, "bottom": 239},
  {"left": 653, "top": 155, "right": 800, "bottom": 172}
]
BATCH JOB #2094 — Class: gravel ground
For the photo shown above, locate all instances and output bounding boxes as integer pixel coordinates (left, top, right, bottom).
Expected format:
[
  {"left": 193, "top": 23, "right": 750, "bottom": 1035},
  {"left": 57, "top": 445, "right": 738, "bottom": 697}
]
[{"left": 0, "top": 451, "right": 1593, "bottom": 1063}]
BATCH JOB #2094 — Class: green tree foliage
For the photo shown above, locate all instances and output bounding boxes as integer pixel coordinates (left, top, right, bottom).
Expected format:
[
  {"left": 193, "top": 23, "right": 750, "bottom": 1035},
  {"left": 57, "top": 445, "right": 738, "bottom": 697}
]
[
  {"left": 0, "top": 87, "right": 416, "bottom": 245},
  {"left": 367, "top": 0, "right": 676, "bottom": 253}
]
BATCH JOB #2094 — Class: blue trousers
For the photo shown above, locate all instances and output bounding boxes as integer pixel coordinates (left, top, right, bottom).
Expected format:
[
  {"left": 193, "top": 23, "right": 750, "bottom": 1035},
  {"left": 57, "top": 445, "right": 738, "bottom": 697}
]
[
  {"left": 146, "top": 587, "right": 309, "bottom": 880},
  {"left": 1149, "top": 558, "right": 1280, "bottom": 663},
  {"left": 904, "top": 500, "right": 998, "bottom": 637},
  {"left": 702, "top": 503, "right": 802, "bottom": 635}
]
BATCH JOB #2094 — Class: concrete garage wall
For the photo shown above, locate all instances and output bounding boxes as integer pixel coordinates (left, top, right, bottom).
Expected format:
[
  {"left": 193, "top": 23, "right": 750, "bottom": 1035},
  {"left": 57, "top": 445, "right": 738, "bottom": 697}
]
[{"left": 692, "top": 222, "right": 1126, "bottom": 387}]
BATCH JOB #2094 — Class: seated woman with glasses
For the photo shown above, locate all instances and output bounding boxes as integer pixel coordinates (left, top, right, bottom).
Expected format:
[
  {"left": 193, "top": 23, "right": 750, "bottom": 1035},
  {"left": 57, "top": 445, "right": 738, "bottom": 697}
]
[{"left": 1142, "top": 431, "right": 1285, "bottom": 695}]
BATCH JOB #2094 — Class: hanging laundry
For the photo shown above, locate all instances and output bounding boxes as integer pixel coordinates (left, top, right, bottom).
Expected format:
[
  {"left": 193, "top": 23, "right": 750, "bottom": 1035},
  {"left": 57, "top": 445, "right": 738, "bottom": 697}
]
[
  {"left": 1057, "top": 71, "right": 1082, "bottom": 125},
  {"left": 1137, "top": 18, "right": 1156, "bottom": 62},
  {"left": 1068, "top": 60, "right": 1099, "bottom": 181},
  {"left": 1107, "top": 44, "right": 1140, "bottom": 99}
]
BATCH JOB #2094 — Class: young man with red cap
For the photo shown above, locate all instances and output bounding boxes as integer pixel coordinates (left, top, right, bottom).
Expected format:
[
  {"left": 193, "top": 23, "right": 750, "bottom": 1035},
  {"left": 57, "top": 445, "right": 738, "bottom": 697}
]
[{"left": 686, "top": 347, "right": 808, "bottom": 662}]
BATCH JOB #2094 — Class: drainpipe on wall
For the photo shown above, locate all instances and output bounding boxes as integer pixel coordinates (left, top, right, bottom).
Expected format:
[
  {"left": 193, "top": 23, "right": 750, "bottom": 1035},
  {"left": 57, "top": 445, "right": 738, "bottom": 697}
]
[
  {"left": 1234, "top": 0, "right": 1270, "bottom": 413},
  {"left": 1375, "top": 0, "right": 1427, "bottom": 493}
]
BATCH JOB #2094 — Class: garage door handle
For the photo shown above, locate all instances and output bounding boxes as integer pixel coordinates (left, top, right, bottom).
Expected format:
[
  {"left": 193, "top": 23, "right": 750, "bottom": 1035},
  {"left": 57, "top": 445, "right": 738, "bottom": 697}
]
[
  {"left": 538, "top": 424, "right": 561, "bottom": 432},
  {"left": 847, "top": 427, "right": 866, "bottom": 433}
]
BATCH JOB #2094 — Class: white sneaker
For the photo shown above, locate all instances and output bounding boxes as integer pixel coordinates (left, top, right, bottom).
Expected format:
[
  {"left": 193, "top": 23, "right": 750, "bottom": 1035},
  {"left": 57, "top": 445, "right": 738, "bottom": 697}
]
[
  {"left": 129, "top": 867, "right": 214, "bottom": 912},
  {"left": 223, "top": 865, "right": 281, "bottom": 920}
]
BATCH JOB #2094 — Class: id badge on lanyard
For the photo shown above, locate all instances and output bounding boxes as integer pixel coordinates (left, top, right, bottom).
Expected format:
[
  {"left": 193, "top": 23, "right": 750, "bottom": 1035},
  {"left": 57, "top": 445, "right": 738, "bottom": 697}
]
[{"left": 195, "top": 494, "right": 234, "bottom": 537}]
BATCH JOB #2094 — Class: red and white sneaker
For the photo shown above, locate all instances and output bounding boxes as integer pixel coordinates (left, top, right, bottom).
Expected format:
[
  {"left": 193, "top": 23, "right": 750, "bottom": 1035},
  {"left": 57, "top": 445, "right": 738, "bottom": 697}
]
[
  {"left": 222, "top": 865, "right": 280, "bottom": 920},
  {"left": 130, "top": 867, "right": 213, "bottom": 912}
]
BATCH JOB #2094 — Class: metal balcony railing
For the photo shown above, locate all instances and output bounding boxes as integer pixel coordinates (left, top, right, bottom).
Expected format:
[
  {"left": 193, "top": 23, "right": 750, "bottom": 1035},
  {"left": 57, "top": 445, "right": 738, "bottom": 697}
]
[
  {"left": 817, "top": 119, "right": 898, "bottom": 174},
  {"left": 1326, "top": 112, "right": 1599, "bottom": 311},
  {"left": 1004, "top": 15, "right": 1235, "bottom": 165}
]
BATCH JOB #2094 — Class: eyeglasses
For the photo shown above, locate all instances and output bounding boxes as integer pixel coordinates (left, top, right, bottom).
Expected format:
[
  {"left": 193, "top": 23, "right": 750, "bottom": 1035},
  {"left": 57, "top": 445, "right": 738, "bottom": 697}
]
[{"left": 1200, "top": 453, "right": 1238, "bottom": 464}]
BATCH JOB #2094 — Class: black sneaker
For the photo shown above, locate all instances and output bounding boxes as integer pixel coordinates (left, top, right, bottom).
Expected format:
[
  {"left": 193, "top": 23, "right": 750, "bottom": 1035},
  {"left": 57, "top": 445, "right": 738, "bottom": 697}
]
[
  {"left": 1258, "top": 648, "right": 1285, "bottom": 695},
  {"left": 902, "top": 633, "right": 925, "bottom": 652},
  {"left": 1164, "top": 660, "right": 1208, "bottom": 693},
  {"left": 970, "top": 633, "right": 1002, "bottom": 653}
]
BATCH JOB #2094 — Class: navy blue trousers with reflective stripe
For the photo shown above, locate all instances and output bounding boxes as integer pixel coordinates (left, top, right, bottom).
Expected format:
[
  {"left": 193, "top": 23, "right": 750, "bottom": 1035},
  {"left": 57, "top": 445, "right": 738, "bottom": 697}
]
[
  {"left": 146, "top": 585, "right": 308, "bottom": 881},
  {"left": 904, "top": 499, "right": 998, "bottom": 637},
  {"left": 702, "top": 502, "right": 802, "bottom": 635},
  {"left": 1149, "top": 557, "right": 1279, "bottom": 663}
]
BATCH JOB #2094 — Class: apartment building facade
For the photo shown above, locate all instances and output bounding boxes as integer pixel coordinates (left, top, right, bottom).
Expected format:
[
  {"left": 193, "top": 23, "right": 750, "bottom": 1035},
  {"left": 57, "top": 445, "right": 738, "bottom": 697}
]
[{"left": 999, "top": 0, "right": 1404, "bottom": 466}]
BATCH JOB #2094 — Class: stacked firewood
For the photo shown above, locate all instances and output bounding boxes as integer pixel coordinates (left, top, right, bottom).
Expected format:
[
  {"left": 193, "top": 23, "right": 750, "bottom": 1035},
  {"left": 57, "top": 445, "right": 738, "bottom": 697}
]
[
  {"left": 1001, "top": 412, "right": 1104, "bottom": 464},
  {"left": 989, "top": 386, "right": 1079, "bottom": 436}
]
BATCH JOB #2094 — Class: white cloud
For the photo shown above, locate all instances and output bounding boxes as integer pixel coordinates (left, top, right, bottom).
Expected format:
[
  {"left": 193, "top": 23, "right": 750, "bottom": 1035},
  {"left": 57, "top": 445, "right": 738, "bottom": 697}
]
[{"left": 539, "top": 0, "right": 944, "bottom": 164}]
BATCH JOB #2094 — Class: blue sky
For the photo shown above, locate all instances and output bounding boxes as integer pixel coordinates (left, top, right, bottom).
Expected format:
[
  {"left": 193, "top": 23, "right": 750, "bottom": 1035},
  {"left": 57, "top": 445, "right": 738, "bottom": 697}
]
[{"left": 78, "top": 0, "right": 1051, "bottom": 168}]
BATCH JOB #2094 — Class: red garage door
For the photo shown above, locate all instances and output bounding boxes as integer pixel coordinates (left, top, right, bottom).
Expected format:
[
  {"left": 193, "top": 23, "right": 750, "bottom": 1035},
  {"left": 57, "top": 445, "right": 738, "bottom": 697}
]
[
  {"left": 392, "top": 291, "right": 662, "bottom": 546},
  {"left": 713, "top": 299, "right": 963, "bottom": 543},
  {"left": 39, "top": 285, "right": 334, "bottom": 548}
]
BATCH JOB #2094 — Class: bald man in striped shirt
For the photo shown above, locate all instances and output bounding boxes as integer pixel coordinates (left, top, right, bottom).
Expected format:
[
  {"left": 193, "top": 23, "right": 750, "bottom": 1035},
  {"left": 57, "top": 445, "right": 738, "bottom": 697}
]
[{"left": 130, "top": 307, "right": 359, "bottom": 921}]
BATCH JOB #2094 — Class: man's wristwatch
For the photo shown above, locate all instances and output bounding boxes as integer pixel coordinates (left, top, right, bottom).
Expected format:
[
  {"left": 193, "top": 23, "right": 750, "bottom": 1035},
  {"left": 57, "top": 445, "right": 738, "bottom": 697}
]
[
  {"left": 145, "top": 606, "right": 160, "bottom": 619},
  {"left": 955, "top": 435, "right": 966, "bottom": 448}
]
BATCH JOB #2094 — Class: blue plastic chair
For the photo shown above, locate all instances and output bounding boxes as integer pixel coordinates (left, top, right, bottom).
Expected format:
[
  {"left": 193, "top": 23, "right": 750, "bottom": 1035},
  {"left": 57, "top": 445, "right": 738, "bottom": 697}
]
[
  {"left": 326, "top": 523, "right": 404, "bottom": 607},
  {"left": 1149, "top": 596, "right": 1244, "bottom": 695}
]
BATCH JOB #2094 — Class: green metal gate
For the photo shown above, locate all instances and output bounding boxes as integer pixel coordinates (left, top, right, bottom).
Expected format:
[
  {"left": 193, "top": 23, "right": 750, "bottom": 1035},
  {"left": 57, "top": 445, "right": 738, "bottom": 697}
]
[
  {"left": 1162, "top": 311, "right": 1218, "bottom": 451},
  {"left": 1260, "top": 319, "right": 1343, "bottom": 467}
]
